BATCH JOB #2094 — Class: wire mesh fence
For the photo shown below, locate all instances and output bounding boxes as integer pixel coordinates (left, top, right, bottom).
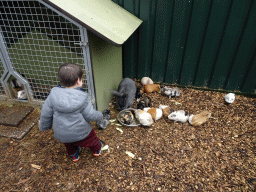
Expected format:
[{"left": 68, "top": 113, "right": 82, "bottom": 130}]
[{"left": 0, "top": 0, "right": 92, "bottom": 101}]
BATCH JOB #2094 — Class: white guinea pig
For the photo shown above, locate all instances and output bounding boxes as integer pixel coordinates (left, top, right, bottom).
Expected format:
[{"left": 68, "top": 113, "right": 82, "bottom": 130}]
[
  {"left": 17, "top": 90, "right": 28, "bottom": 100},
  {"left": 168, "top": 110, "right": 189, "bottom": 123},
  {"left": 224, "top": 93, "right": 235, "bottom": 104},
  {"left": 141, "top": 77, "right": 153, "bottom": 86}
]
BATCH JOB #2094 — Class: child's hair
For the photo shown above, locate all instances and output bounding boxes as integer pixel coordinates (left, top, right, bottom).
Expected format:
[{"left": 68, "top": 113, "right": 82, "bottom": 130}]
[{"left": 58, "top": 63, "right": 83, "bottom": 87}]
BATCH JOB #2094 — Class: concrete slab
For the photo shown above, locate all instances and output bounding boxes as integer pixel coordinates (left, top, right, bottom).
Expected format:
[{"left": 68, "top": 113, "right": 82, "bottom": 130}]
[{"left": 0, "top": 105, "right": 34, "bottom": 127}]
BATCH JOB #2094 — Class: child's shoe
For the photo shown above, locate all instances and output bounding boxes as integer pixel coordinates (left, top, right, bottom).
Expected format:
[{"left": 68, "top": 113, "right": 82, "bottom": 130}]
[
  {"left": 70, "top": 147, "right": 81, "bottom": 162},
  {"left": 94, "top": 141, "right": 103, "bottom": 157}
]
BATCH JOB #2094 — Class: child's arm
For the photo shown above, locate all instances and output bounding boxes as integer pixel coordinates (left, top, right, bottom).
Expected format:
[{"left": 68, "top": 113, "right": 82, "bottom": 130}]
[
  {"left": 39, "top": 97, "right": 54, "bottom": 131},
  {"left": 81, "top": 100, "right": 103, "bottom": 122}
]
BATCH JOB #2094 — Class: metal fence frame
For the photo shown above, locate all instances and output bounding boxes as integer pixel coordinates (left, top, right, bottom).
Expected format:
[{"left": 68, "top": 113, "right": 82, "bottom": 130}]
[{"left": 0, "top": 0, "right": 96, "bottom": 107}]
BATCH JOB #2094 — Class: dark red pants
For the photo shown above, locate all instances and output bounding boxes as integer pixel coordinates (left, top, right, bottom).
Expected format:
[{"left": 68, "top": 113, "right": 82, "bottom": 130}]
[{"left": 64, "top": 129, "right": 101, "bottom": 156}]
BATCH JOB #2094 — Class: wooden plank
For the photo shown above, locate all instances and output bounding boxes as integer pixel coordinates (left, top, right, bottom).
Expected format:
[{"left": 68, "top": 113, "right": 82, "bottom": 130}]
[
  {"left": 151, "top": 0, "right": 174, "bottom": 82},
  {"left": 240, "top": 54, "right": 256, "bottom": 94},
  {"left": 209, "top": 1, "right": 251, "bottom": 89},
  {"left": 179, "top": 0, "right": 212, "bottom": 86},
  {"left": 194, "top": 0, "right": 231, "bottom": 87},
  {"left": 225, "top": 0, "right": 256, "bottom": 91},
  {"left": 165, "top": 0, "right": 192, "bottom": 84},
  {"left": 44, "top": 0, "right": 142, "bottom": 45},
  {"left": 137, "top": 0, "right": 156, "bottom": 79},
  {"left": 123, "top": 0, "right": 140, "bottom": 78}
]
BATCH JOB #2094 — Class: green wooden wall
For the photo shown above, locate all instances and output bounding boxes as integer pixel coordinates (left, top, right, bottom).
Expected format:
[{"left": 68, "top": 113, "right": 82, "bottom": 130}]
[
  {"left": 113, "top": 0, "right": 256, "bottom": 95},
  {"left": 88, "top": 31, "right": 122, "bottom": 112}
]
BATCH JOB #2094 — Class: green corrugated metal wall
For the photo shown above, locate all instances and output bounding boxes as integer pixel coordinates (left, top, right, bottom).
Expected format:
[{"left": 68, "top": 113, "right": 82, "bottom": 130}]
[{"left": 112, "top": 0, "right": 256, "bottom": 95}]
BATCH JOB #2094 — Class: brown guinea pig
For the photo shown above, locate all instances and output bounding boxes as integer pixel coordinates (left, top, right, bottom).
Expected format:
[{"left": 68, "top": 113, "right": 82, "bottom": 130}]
[
  {"left": 159, "top": 105, "right": 173, "bottom": 117},
  {"left": 144, "top": 84, "right": 160, "bottom": 93},
  {"left": 188, "top": 111, "right": 211, "bottom": 126}
]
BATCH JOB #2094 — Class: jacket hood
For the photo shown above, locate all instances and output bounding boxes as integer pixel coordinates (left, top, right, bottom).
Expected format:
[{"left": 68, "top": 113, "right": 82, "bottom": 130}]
[{"left": 49, "top": 87, "right": 88, "bottom": 113}]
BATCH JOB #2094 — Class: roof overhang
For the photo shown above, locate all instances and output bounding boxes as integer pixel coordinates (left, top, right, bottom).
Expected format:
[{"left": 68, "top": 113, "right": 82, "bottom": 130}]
[{"left": 42, "top": 0, "right": 143, "bottom": 46}]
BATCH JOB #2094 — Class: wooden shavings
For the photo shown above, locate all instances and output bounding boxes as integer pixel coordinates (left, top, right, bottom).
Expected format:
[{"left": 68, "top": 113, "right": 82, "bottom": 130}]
[{"left": 31, "top": 164, "right": 41, "bottom": 169}]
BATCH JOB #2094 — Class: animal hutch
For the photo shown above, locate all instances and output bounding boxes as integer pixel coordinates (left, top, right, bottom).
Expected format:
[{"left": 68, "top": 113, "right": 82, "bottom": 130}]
[{"left": 0, "top": 0, "right": 142, "bottom": 111}]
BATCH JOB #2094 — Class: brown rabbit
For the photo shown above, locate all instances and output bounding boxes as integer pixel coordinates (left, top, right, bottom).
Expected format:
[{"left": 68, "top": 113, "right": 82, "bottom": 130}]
[{"left": 188, "top": 111, "right": 211, "bottom": 126}]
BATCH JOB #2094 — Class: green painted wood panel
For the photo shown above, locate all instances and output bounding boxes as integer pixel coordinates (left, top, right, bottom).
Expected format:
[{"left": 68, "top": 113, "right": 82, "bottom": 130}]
[
  {"left": 151, "top": 0, "right": 174, "bottom": 82},
  {"left": 165, "top": 0, "right": 192, "bottom": 84},
  {"left": 225, "top": 0, "right": 256, "bottom": 91},
  {"left": 88, "top": 32, "right": 122, "bottom": 112},
  {"left": 137, "top": 0, "right": 156, "bottom": 78},
  {"left": 46, "top": 0, "right": 142, "bottom": 45},
  {"left": 209, "top": 0, "right": 251, "bottom": 89},
  {"left": 240, "top": 54, "right": 256, "bottom": 94},
  {"left": 113, "top": 0, "right": 256, "bottom": 95},
  {"left": 194, "top": 0, "right": 231, "bottom": 87},
  {"left": 180, "top": 0, "right": 212, "bottom": 86}
]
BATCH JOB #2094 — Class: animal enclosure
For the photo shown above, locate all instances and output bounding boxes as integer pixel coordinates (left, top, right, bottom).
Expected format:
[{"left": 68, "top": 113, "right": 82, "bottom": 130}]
[{"left": 0, "top": 0, "right": 95, "bottom": 106}]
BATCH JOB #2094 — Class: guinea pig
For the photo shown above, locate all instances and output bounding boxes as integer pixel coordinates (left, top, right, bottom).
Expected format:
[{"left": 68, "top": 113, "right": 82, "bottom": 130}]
[
  {"left": 119, "top": 110, "right": 135, "bottom": 125},
  {"left": 168, "top": 110, "right": 189, "bottom": 123},
  {"left": 224, "top": 93, "right": 235, "bottom": 104},
  {"left": 137, "top": 96, "right": 152, "bottom": 110},
  {"left": 141, "top": 77, "right": 153, "bottom": 86},
  {"left": 17, "top": 90, "right": 28, "bottom": 100},
  {"left": 159, "top": 104, "right": 173, "bottom": 117},
  {"left": 109, "top": 78, "right": 136, "bottom": 110},
  {"left": 143, "top": 107, "right": 163, "bottom": 120},
  {"left": 188, "top": 111, "right": 211, "bottom": 126},
  {"left": 144, "top": 84, "right": 161, "bottom": 93},
  {"left": 161, "top": 86, "right": 180, "bottom": 98},
  {"left": 135, "top": 109, "right": 153, "bottom": 127},
  {"left": 135, "top": 86, "right": 143, "bottom": 100}
]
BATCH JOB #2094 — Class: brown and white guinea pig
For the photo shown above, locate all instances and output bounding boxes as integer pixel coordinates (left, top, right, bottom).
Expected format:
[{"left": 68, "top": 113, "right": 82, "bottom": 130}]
[
  {"left": 144, "top": 84, "right": 161, "bottom": 93},
  {"left": 135, "top": 109, "right": 153, "bottom": 126},
  {"left": 141, "top": 77, "right": 153, "bottom": 86},
  {"left": 143, "top": 107, "right": 163, "bottom": 120},
  {"left": 188, "top": 111, "right": 211, "bottom": 126},
  {"left": 159, "top": 104, "right": 174, "bottom": 117}
]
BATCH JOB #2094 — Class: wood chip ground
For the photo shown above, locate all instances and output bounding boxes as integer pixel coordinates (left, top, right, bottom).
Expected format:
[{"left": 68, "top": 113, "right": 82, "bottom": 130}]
[{"left": 0, "top": 86, "right": 255, "bottom": 191}]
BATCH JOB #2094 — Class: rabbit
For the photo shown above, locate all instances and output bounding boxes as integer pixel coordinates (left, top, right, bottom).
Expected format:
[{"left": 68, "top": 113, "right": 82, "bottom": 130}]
[
  {"left": 161, "top": 86, "right": 180, "bottom": 98},
  {"left": 141, "top": 77, "right": 153, "bottom": 86},
  {"left": 97, "top": 109, "right": 111, "bottom": 129},
  {"left": 168, "top": 110, "right": 189, "bottom": 123},
  {"left": 137, "top": 96, "right": 152, "bottom": 110},
  {"left": 135, "top": 109, "right": 153, "bottom": 126},
  {"left": 188, "top": 111, "right": 211, "bottom": 126},
  {"left": 143, "top": 107, "right": 163, "bottom": 120},
  {"left": 144, "top": 84, "right": 160, "bottom": 93},
  {"left": 224, "top": 93, "right": 235, "bottom": 104},
  {"left": 159, "top": 104, "right": 173, "bottom": 117},
  {"left": 109, "top": 78, "right": 136, "bottom": 110}
]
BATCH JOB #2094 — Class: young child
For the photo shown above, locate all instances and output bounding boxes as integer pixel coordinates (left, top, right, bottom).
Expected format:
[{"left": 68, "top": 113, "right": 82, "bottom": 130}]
[{"left": 39, "top": 63, "right": 104, "bottom": 162}]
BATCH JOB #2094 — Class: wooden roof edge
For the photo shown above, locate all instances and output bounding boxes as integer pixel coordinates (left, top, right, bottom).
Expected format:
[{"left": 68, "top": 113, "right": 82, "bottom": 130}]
[{"left": 41, "top": 0, "right": 142, "bottom": 46}]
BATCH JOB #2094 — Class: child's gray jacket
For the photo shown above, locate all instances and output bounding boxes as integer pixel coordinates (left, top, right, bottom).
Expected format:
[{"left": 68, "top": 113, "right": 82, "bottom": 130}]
[{"left": 39, "top": 87, "right": 103, "bottom": 143}]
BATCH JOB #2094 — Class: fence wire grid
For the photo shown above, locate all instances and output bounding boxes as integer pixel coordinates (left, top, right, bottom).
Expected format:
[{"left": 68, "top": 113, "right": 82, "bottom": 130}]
[{"left": 0, "top": 0, "right": 91, "bottom": 101}]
